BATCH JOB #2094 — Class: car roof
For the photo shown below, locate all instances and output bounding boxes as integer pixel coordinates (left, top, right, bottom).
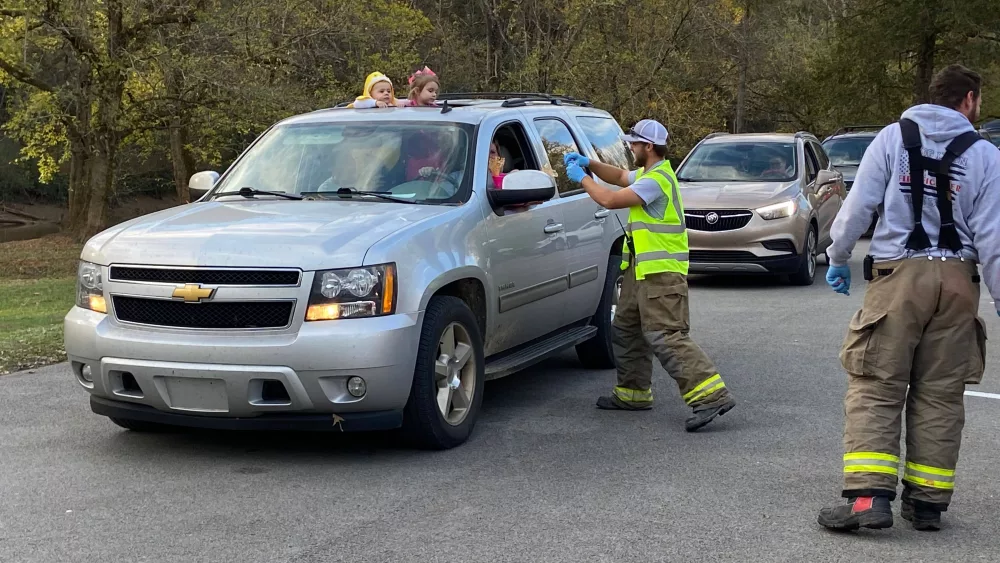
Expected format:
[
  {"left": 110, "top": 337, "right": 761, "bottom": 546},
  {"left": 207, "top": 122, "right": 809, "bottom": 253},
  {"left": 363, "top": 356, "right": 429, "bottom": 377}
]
[
  {"left": 276, "top": 94, "right": 615, "bottom": 127},
  {"left": 824, "top": 131, "right": 880, "bottom": 140},
  {"left": 700, "top": 132, "right": 808, "bottom": 144}
]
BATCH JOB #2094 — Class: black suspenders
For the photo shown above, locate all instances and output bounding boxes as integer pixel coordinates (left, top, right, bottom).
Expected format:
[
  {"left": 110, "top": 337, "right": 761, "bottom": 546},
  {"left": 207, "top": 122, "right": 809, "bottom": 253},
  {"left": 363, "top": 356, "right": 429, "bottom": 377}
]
[{"left": 898, "top": 118, "right": 981, "bottom": 254}]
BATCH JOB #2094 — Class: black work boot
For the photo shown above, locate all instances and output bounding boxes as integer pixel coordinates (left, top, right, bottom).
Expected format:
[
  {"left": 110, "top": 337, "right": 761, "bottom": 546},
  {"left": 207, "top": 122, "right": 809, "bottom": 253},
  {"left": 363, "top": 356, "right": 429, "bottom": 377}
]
[
  {"left": 596, "top": 395, "right": 651, "bottom": 411},
  {"left": 685, "top": 397, "right": 736, "bottom": 432},
  {"left": 817, "top": 496, "right": 893, "bottom": 531},
  {"left": 900, "top": 491, "right": 944, "bottom": 531}
]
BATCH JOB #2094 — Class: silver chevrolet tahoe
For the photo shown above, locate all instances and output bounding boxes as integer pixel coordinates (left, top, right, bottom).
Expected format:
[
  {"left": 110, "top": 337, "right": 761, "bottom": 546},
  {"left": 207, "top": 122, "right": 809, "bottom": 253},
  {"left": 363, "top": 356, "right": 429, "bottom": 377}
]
[{"left": 64, "top": 94, "right": 631, "bottom": 449}]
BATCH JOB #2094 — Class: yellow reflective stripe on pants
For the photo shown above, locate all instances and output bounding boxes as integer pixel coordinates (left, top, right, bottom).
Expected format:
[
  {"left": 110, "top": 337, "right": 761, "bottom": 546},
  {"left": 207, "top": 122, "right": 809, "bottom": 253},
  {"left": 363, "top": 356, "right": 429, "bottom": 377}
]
[
  {"left": 903, "top": 462, "right": 955, "bottom": 490},
  {"left": 843, "top": 452, "right": 900, "bottom": 475},
  {"left": 682, "top": 374, "right": 725, "bottom": 405},
  {"left": 614, "top": 386, "right": 653, "bottom": 404}
]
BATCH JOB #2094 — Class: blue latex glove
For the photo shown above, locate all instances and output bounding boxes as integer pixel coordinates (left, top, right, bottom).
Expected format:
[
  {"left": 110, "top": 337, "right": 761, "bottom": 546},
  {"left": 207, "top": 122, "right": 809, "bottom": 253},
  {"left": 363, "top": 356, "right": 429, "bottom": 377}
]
[
  {"left": 826, "top": 264, "right": 851, "bottom": 296},
  {"left": 566, "top": 161, "right": 587, "bottom": 183},
  {"left": 564, "top": 152, "right": 590, "bottom": 169}
]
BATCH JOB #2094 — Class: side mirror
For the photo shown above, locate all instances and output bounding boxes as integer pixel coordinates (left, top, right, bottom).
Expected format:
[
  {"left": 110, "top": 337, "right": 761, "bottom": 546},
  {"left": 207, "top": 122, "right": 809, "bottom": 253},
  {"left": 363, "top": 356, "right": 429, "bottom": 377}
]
[
  {"left": 816, "top": 169, "right": 840, "bottom": 188},
  {"left": 487, "top": 169, "right": 556, "bottom": 209},
  {"left": 188, "top": 171, "right": 220, "bottom": 201}
]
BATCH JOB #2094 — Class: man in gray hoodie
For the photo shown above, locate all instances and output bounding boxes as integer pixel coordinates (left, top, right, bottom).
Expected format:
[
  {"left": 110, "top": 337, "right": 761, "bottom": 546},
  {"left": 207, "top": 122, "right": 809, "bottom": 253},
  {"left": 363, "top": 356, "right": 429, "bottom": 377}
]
[{"left": 817, "top": 64, "right": 1000, "bottom": 532}]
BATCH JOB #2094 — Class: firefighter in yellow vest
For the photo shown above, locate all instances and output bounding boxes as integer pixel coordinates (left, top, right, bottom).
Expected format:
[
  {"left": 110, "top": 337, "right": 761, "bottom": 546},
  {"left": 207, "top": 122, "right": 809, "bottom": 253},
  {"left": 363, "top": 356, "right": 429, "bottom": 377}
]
[{"left": 563, "top": 119, "right": 736, "bottom": 431}]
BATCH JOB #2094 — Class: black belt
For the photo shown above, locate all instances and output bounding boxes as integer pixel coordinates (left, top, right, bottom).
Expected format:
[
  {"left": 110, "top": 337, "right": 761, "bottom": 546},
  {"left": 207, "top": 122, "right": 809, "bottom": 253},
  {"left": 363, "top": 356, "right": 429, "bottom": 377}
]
[{"left": 874, "top": 267, "right": 980, "bottom": 284}]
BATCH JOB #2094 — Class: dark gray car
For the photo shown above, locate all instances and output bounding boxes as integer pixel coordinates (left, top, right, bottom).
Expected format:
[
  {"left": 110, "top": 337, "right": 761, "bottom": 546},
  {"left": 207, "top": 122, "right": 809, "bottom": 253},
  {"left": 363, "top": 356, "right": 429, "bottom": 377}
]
[{"left": 822, "top": 126, "right": 882, "bottom": 234}]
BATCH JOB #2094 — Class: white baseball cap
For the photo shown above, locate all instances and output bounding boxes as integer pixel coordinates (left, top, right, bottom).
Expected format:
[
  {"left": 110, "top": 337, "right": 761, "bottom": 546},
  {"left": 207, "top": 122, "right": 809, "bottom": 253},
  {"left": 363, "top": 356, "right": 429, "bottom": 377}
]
[{"left": 620, "top": 119, "right": 669, "bottom": 146}]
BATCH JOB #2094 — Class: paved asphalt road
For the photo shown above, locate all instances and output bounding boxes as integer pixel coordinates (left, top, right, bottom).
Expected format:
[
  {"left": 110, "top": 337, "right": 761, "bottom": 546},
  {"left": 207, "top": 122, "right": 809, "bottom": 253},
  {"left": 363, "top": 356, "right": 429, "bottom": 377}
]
[{"left": 3, "top": 241, "right": 999, "bottom": 563}]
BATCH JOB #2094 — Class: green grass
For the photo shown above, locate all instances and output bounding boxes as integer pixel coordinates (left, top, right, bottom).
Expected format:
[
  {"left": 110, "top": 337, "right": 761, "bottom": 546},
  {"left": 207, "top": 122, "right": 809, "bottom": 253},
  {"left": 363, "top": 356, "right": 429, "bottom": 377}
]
[{"left": 0, "top": 235, "right": 82, "bottom": 375}]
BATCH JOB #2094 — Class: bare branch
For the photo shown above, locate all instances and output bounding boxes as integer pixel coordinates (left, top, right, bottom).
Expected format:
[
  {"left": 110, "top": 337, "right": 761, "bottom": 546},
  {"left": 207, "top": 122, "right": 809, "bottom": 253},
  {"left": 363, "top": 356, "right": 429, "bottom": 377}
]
[
  {"left": 126, "top": 12, "right": 199, "bottom": 43},
  {"left": 0, "top": 57, "right": 54, "bottom": 92}
]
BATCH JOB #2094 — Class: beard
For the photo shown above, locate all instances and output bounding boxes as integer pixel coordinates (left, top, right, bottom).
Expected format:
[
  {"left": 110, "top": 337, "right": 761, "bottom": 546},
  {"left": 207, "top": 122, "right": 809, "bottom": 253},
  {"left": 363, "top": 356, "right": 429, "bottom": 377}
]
[{"left": 633, "top": 151, "right": 647, "bottom": 168}]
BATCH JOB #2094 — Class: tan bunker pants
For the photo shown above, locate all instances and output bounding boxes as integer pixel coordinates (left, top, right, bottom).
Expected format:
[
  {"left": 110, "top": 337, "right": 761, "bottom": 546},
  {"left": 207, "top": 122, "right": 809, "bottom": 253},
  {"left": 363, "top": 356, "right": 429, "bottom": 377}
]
[
  {"left": 840, "top": 258, "right": 988, "bottom": 507},
  {"left": 611, "top": 263, "right": 731, "bottom": 410}
]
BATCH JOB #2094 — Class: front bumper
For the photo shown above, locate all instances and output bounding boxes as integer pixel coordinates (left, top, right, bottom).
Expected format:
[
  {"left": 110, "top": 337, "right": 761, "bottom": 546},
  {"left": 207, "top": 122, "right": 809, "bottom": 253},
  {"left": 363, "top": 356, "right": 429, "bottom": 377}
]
[
  {"left": 687, "top": 213, "right": 808, "bottom": 274},
  {"left": 65, "top": 306, "right": 423, "bottom": 424},
  {"left": 90, "top": 396, "right": 402, "bottom": 432}
]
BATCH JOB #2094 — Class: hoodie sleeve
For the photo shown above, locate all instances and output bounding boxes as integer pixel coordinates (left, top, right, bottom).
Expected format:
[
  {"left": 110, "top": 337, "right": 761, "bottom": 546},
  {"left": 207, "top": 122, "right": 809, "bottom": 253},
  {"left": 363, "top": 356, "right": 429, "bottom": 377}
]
[
  {"left": 826, "top": 126, "right": 893, "bottom": 267},
  {"left": 967, "top": 152, "right": 1000, "bottom": 312},
  {"left": 351, "top": 98, "right": 377, "bottom": 109}
]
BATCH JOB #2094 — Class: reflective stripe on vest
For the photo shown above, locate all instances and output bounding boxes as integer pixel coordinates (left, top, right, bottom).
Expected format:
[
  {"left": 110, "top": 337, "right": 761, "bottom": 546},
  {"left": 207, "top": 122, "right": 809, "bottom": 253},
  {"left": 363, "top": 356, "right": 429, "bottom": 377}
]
[{"left": 620, "top": 161, "right": 689, "bottom": 279}]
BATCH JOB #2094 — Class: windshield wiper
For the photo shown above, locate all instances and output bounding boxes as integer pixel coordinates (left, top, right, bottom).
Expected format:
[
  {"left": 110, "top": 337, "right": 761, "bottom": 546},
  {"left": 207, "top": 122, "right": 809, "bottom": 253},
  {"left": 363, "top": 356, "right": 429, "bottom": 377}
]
[
  {"left": 302, "top": 187, "right": 415, "bottom": 204},
  {"left": 215, "top": 187, "right": 303, "bottom": 200}
]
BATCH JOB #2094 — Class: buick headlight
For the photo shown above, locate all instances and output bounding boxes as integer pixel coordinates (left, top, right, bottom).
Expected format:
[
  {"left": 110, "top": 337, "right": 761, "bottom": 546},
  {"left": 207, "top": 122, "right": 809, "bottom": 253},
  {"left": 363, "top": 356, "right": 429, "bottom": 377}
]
[
  {"left": 755, "top": 200, "right": 797, "bottom": 220},
  {"left": 305, "top": 264, "right": 396, "bottom": 321},
  {"left": 76, "top": 261, "right": 107, "bottom": 313}
]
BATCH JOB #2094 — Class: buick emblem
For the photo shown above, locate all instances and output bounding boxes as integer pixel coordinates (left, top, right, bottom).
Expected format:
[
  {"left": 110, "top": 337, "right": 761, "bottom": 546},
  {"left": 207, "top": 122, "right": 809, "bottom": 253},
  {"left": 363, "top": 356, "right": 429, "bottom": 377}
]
[{"left": 706, "top": 212, "right": 720, "bottom": 225}]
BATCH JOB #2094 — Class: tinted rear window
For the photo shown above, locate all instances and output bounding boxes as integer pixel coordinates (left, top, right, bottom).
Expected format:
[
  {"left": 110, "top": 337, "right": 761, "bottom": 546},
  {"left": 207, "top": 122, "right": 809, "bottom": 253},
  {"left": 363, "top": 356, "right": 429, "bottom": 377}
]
[{"left": 576, "top": 116, "right": 634, "bottom": 170}]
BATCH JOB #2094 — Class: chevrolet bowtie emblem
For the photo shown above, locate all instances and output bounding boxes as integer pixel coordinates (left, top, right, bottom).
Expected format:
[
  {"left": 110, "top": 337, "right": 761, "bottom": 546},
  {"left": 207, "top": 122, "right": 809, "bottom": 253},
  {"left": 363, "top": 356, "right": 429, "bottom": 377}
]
[{"left": 172, "top": 283, "right": 215, "bottom": 303}]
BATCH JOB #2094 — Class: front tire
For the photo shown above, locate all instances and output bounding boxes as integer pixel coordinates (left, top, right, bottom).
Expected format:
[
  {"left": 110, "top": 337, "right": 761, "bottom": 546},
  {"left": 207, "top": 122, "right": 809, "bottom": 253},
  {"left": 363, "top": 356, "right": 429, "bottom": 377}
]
[
  {"left": 402, "top": 296, "right": 485, "bottom": 450},
  {"left": 788, "top": 226, "right": 817, "bottom": 286},
  {"left": 576, "top": 250, "right": 622, "bottom": 369}
]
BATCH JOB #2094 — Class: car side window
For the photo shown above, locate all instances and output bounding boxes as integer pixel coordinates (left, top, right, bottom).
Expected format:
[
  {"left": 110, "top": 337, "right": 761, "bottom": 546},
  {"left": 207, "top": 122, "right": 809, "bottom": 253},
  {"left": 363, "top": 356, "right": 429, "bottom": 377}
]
[
  {"left": 488, "top": 121, "right": 539, "bottom": 189},
  {"left": 576, "top": 116, "right": 635, "bottom": 170},
  {"left": 811, "top": 141, "right": 830, "bottom": 169},
  {"left": 803, "top": 143, "right": 819, "bottom": 184},
  {"left": 533, "top": 118, "right": 584, "bottom": 195}
]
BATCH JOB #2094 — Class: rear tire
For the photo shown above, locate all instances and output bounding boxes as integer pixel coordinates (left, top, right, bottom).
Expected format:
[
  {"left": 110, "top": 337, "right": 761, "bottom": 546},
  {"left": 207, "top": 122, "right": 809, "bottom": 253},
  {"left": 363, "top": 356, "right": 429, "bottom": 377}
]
[
  {"left": 789, "top": 226, "right": 817, "bottom": 286},
  {"left": 109, "top": 417, "right": 171, "bottom": 433},
  {"left": 576, "top": 250, "right": 622, "bottom": 369},
  {"left": 402, "top": 296, "right": 485, "bottom": 450}
]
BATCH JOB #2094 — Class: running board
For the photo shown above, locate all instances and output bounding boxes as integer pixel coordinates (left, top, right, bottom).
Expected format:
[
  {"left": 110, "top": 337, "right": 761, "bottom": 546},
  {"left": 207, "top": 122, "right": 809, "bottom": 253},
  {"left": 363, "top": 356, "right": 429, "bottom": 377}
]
[{"left": 484, "top": 326, "right": 598, "bottom": 381}]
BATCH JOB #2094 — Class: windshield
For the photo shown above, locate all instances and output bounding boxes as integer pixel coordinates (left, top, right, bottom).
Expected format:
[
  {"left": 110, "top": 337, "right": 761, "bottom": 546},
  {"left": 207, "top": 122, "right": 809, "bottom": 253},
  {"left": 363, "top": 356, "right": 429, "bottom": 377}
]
[
  {"left": 677, "top": 141, "right": 797, "bottom": 182},
  {"left": 822, "top": 136, "right": 875, "bottom": 167},
  {"left": 212, "top": 121, "right": 474, "bottom": 204}
]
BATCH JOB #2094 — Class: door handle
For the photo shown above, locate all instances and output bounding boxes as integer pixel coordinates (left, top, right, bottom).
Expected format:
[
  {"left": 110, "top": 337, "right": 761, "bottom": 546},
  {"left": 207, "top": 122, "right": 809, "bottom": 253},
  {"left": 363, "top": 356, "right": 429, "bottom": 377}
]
[
  {"left": 544, "top": 223, "right": 564, "bottom": 234},
  {"left": 594, "top": 209, "right": 610, "bottom": 219}
]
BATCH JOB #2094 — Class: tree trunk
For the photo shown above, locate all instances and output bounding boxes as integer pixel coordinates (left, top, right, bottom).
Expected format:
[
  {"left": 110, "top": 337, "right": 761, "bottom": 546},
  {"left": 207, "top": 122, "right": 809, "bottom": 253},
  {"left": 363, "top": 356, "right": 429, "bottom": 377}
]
[
  {"left": 83, "top": 134, "right": 114, "bottom": 239},
  {"left": 169, "top": 121, "right": 195, "bottom": 202},
  {"left": 67, "top": 142, "right": 91, "bottom": 236},
  {"left": 913, "top": 30, "right": 937, "bottom": 104},
  {"left": 736, "top": 62, "right": 748, "bottom": 133}
]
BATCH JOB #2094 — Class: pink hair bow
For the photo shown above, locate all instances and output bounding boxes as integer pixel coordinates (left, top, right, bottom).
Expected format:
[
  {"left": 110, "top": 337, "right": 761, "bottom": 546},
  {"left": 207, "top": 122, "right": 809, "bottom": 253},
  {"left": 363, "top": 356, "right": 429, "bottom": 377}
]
[{"left": 408, "top": 66, "right": 437, "bottom": 85}]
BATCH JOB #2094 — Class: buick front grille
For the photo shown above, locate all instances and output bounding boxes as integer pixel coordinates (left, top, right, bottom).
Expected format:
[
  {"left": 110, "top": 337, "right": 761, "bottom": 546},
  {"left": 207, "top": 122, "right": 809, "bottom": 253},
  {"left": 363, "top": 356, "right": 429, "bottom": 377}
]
[
  {"left": 109, "top": 267, "right": 300, "bottom": 286},
  {"left": 113, "top": 297, "right": 294, "bottom": 329},
  {"left": 690, "top": 250, "right": 759, "bottom": 262},
  {"left": 685, "top": 210, "right": 753, "bottom": 232}
]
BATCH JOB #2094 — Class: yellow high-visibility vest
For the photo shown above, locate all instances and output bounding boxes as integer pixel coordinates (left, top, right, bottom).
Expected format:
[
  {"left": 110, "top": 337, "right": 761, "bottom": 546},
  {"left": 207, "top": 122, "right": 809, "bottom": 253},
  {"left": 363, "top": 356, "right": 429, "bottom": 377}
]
[{"left": 620, "top": 160, "right": 689, "bottom": 279}]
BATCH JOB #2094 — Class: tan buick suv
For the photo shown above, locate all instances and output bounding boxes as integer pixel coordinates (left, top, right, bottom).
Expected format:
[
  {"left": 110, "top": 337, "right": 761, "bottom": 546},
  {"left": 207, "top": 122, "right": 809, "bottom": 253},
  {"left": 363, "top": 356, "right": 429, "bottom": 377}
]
[{"left": 674, "top": 132, "right": 845, "bottom": 285}]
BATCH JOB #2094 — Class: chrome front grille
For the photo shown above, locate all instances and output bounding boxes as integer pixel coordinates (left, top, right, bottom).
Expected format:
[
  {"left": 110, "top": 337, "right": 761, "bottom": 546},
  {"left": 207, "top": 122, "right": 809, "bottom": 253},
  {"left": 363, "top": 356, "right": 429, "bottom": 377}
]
[
  {"left": 109, "top": 267, "right": 300, "bottom": 286},
  {"left": 685, "top": 209, "right": 753, "bottom": 232},
  {"left": 107, "top": 265, "right": 302, "bottom": 330},
  {"left": 113, "top": 297, "right": 295, "bottom": 329}
]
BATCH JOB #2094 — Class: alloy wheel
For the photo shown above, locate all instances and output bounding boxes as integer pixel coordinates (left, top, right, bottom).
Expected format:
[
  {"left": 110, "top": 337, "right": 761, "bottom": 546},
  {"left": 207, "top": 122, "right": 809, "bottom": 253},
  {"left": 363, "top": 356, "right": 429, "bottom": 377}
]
[{"left": 434, "top": 322, "right": 476, "bottom": 426}]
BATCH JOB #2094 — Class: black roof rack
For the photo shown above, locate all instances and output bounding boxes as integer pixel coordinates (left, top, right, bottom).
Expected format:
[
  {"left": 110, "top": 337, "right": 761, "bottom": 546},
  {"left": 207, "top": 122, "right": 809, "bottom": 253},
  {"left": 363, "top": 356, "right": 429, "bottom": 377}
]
[{"left": 437, "top": 92, "right": 594, "bottom": 108}]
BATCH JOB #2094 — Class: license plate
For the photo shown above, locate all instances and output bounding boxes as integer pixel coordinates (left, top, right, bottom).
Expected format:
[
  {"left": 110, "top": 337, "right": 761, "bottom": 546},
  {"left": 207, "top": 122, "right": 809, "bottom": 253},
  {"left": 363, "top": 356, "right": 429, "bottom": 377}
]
[{"left": 159, "top": 377, "right": 229, "bottom": 413}]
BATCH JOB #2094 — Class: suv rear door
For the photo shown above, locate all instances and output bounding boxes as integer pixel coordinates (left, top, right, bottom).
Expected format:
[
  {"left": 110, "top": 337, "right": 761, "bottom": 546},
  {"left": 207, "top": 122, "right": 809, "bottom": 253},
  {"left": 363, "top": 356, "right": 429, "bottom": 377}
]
[{"left": 526, "top": 111, "right": 611, "bottom": 326}]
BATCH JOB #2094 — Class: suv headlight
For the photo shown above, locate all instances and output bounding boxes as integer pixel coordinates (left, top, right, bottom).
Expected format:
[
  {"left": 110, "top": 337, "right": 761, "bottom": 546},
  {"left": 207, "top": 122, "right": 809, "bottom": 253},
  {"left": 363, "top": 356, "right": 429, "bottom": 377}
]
[
  {"left": 305, "top": 264, "right": 396, "bottom": 321},
  {"left": 77, "top": 261, "right": 107, "bottom": 313},
  {"left": 755, "top": 200, "right": 797, "bottom": 220}
]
